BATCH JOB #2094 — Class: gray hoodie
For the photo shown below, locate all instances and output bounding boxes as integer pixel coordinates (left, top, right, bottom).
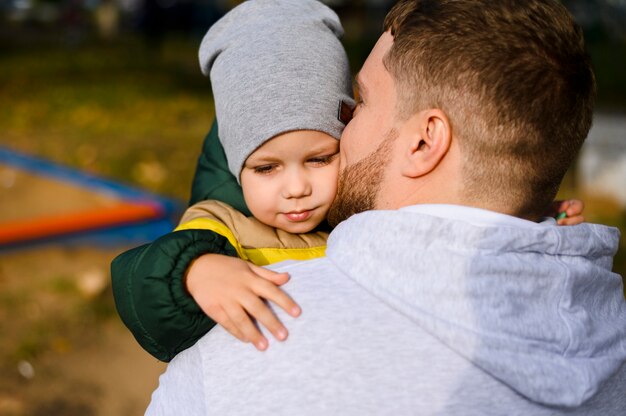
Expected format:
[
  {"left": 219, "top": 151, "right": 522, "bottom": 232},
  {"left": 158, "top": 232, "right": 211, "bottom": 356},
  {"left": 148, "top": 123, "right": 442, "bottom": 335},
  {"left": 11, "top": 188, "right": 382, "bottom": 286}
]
[{"left": 146, "top": 205, "right": 626, "bottom": 415}]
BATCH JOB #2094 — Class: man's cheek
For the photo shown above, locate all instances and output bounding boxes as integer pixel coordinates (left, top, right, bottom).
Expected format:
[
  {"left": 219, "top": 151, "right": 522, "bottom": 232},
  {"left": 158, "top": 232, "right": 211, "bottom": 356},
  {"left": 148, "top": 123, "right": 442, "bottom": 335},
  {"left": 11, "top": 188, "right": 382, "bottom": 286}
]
[
  {"left": 337, "top": 143, "right": 349, "bottom": 171},
  {"left": 339, "top": 132, "right": 359, "bottom": 167}
]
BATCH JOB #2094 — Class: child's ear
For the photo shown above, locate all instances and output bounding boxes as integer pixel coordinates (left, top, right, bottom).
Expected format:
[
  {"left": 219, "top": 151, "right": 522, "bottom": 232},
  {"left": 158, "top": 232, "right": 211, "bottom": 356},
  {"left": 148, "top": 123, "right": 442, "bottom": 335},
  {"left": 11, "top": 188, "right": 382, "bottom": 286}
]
[{"left": 399, "top": 109, "right": 452, "bottom": 178}]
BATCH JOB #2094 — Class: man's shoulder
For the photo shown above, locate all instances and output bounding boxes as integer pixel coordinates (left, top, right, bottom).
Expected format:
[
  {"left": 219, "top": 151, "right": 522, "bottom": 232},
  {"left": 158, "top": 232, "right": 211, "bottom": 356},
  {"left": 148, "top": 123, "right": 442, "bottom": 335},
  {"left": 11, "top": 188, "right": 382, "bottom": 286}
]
[
  {"left": 268, "top": 256, "right": 332, "bottom": 275},
  {"left": 268, "top": 257, "right": 364, "bottom": 302}
]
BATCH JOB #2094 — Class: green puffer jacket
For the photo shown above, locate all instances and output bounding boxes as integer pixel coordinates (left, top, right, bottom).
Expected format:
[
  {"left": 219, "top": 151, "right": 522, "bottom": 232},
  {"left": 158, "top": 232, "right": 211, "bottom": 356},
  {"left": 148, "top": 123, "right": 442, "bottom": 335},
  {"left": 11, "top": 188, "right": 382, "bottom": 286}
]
[{"left": 111, "top": 122, "right": 245, "bottom": 362}]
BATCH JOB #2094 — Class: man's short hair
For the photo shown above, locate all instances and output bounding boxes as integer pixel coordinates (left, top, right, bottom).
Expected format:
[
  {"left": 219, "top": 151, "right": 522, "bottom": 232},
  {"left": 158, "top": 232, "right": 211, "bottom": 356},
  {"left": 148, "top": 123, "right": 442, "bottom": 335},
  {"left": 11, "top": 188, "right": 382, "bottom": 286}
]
[{"left": 383, "top": 0, "right": 595, "bottom": 219}]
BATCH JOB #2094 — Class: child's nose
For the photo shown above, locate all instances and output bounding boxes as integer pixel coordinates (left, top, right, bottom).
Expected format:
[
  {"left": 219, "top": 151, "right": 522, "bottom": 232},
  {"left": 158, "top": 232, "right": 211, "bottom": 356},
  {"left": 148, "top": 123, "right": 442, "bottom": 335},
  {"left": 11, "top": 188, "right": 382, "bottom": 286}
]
[{"left": 282, "top": 169, "right": 312, "bottom": 199}]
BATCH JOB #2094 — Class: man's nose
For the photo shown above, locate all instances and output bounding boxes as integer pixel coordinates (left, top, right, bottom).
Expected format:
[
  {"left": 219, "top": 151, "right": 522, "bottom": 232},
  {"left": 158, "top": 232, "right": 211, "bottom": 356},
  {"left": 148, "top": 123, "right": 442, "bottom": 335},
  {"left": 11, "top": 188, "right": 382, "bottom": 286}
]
[{"left": 282, "top": 168, "right": 312, "bottom": 199}]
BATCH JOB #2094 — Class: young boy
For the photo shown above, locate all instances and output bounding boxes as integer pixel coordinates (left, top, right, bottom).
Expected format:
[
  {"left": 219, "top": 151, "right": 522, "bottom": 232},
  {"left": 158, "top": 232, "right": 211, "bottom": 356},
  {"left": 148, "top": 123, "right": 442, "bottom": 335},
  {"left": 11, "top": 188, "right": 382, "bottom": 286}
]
[
  {"left": 111, "top": 0, "right": 354, "bottom": 360},
  {"left": 111, "top": 0, "right": 583, "bottom": 362}
]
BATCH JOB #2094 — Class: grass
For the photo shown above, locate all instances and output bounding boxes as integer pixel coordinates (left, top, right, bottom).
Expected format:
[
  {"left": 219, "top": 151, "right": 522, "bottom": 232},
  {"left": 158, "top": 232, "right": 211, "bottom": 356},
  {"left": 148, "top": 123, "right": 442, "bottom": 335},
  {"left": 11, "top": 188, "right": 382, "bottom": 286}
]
[{"left": 0, "top": 35, "right": 214, "bottom": 201}]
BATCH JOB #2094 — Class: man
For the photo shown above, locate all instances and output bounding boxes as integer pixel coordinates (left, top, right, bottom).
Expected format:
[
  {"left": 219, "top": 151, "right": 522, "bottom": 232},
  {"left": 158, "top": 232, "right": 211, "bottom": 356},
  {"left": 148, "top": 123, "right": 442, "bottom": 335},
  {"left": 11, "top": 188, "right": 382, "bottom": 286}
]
[{"left": 146, "top": 1, "right": 626, "bottom": 414}]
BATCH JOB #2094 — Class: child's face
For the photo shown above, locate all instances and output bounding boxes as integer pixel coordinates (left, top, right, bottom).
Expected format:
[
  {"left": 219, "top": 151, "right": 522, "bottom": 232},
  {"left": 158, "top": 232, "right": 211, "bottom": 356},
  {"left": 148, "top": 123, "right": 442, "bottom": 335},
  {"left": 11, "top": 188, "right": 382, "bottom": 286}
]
[{"left": 240, "top": 130, "right": 339, "bottom": 233}]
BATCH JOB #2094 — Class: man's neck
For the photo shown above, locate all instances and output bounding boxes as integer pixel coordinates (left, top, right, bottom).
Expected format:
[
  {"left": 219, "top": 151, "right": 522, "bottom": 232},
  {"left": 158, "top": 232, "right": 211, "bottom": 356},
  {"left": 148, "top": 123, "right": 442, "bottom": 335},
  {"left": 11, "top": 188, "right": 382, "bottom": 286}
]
[{"left": 400, "top": 204, "right": 549, "bottom": 228}]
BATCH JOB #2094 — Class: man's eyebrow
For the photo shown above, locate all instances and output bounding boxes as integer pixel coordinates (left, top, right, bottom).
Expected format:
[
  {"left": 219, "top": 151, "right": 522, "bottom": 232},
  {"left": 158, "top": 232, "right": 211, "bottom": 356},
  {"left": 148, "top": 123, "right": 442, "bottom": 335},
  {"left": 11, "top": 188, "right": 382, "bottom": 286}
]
[{"left": 354, "top": 72, "right": 367, "bottom": 99}]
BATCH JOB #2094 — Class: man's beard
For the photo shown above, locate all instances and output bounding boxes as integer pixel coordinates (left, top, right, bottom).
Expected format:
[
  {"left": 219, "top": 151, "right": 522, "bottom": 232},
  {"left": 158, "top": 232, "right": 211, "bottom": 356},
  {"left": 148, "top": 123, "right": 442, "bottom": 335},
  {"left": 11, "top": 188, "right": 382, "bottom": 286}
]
[{"left": 327, "top": 129, "right": 397, "bottom": 227}]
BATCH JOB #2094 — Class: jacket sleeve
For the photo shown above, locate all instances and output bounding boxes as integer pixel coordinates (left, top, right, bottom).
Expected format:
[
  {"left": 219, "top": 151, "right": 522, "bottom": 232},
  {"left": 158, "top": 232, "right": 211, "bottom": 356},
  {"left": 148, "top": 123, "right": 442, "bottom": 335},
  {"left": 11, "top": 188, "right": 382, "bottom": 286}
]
[
  {"left": 111, "top": 228, "right": 238, "bottom": 362},
  {"left": 189, "top": 121, "right": 251, "bottom": 215},
  {"left": 111, "top": 120, "right": 248, "bottom": 362}
]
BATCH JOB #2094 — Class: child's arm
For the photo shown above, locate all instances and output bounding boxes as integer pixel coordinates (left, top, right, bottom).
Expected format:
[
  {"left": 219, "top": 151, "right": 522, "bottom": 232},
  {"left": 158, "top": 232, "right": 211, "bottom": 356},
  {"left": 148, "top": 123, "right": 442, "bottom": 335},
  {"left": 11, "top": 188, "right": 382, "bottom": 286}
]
[
  {"left": 111, "top": 228, "right": 239, "bottom": 362},
  {"left": 185, "top": 254, "right": 301, "bottom": 351},
  {"left": 548, "top": 199, "right": 585, "bottom": 225},
  {"left": 111, "top": 122, "right": 257, "bottom": 362}
]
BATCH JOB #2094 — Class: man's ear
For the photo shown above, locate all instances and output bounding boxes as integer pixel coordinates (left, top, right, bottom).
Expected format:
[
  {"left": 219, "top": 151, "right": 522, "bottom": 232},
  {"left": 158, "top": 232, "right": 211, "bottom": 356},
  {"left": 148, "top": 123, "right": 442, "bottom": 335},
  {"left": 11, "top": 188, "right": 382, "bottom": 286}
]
[{"left": 399, "top": 109, "right": 452, "bottom": 178}]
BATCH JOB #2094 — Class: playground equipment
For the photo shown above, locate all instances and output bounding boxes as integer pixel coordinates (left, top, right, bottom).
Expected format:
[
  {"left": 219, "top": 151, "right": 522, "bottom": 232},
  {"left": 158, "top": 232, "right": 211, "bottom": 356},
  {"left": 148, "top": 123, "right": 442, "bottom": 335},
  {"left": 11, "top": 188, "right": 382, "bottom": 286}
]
[{"left": 0, "top": 147, "right": 181, "bottom": 250}]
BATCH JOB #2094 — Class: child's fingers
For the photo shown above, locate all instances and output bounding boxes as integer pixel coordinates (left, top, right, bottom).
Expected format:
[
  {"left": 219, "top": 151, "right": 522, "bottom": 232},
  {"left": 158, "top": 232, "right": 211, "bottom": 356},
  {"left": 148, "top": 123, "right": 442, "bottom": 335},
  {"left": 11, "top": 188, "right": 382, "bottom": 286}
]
[
  {"left": 252, "top": 278, "right": 301, "bottom": 318},
  {"left": 224, "top": 302, "right": 268, "bottom": 351},
  {"left": 199, "top": 303, "right": 247, "bottom": 342},
  {"left": 558, "top": 215, "right": 584, "bottom": 226},
  {"left": 565, "top": 199, "right": 584, "bottom": 217},
  {"left": 219, "top": 317, "right": 248, "bottom": 343},
  {"left": 262, "top": 272, "right": 290, "bottom": 286},
  {"left": 249, "top": 264, "right": 290, "bottom": 286},
  {"left": 240, "top": 293, "right": 288, "bottom": 342},
  {"left": 552, "top": 199, "right": 585, "bottom": 226},
  {"left": 216, "top": 314, "right": 248, "bottom": 343},
  {"left": 555, "top": 199, "right": 584, "bottom": 225}
]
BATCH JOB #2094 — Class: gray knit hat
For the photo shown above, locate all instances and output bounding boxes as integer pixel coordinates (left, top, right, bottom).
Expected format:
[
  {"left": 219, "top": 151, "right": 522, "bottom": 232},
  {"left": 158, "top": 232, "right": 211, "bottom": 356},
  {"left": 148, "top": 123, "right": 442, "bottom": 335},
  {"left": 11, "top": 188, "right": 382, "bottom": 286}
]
[{"left": 199, "top": 0, "right": 354, "bottom": 181}]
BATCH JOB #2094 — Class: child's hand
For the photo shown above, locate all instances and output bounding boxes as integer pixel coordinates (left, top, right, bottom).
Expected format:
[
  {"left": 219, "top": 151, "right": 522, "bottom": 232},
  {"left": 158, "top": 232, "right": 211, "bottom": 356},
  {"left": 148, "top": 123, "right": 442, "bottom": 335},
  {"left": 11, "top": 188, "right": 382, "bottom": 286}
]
[
  {"left": 548, "top": 199, "right": 585, "bottom": 225},
  {"left": 185, "top": 254, "right": 301, "bottom": 351}
]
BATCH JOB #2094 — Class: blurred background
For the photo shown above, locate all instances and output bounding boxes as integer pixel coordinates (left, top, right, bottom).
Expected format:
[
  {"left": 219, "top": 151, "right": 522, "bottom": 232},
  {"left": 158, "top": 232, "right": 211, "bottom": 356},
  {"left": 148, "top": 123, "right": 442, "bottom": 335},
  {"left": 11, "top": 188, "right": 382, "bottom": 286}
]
[{"left": 0, "top": 0, "right": 624, "bottom": 414}]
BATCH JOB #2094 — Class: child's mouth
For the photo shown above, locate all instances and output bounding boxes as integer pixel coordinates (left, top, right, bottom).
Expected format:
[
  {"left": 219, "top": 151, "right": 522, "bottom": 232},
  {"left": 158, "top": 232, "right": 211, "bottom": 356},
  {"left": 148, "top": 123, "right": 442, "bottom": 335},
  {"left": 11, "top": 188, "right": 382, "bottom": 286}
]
[{"left": 284, "top": 210, "right": 313, "bottom": 222}]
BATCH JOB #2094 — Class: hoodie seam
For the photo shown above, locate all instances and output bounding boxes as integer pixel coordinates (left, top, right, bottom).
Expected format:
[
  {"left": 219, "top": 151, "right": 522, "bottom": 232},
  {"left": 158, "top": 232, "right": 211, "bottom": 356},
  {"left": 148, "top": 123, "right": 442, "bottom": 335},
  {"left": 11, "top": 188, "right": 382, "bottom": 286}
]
[{"left": 551, "top": 227, "right": 576, "bottom": 356}]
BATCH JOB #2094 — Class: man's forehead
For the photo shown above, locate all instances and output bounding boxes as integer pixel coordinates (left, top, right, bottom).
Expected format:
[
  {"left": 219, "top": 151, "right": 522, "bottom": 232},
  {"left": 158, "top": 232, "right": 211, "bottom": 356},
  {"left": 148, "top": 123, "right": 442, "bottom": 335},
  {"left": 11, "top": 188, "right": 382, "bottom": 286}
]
[{"left": 356, "top": 32, "right": 393, "bottom": 95}]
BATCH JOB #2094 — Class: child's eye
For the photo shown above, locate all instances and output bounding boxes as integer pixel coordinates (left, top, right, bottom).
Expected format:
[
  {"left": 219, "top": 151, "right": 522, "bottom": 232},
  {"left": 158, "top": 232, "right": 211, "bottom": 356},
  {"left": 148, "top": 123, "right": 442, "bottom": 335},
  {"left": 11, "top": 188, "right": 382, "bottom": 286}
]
[
  {"left": 253, "top": 164, "right": 276, "bottom": 174},
  {"left": 308, "top": 153, "right": 339, "bottom": 166}
]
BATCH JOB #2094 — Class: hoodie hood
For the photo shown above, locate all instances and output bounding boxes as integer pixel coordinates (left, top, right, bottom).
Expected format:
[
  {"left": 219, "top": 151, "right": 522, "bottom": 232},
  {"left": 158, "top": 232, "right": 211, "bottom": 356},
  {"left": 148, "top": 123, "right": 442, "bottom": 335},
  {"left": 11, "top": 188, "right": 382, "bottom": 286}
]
[{"left": 326, "top": 205, "right": 626, "bottom": 408}]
